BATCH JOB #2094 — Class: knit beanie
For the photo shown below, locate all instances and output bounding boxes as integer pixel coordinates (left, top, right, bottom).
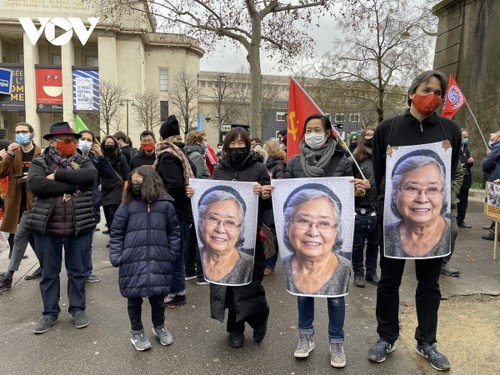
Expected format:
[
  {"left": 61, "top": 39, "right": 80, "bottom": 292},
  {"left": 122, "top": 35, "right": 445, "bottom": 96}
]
[{"left": 160, "top": 115, "right": 180, "bottom": 139}]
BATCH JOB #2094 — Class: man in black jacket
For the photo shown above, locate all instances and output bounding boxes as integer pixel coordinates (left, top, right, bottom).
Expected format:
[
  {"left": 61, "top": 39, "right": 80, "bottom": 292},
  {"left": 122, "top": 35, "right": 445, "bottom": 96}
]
[
  {"left": 27, "top": 122, "right": 97, "bottom": 334},
  {"left": 130, "top": 130, "right": 156, "bottom": 169},
  {"left": 369, "top": 71, "right": 461, "bottom": 371}
]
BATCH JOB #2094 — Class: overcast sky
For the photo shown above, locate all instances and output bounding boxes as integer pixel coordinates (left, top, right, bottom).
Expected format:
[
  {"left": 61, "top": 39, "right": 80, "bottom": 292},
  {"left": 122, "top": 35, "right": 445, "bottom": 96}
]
[
  {"left": 199, "top": 0, "right": 436, "bottom": 76},
  {"left": 199, "top": 14, "right": 337, "bottom": 76}
]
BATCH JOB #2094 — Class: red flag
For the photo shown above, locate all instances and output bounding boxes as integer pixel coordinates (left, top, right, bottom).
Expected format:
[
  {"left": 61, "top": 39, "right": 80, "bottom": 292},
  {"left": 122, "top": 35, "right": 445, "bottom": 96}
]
[
  {"left": 442, "top": 74, "right": 467, "bottom": 119},
  {"left": 286, "top": 78, "right": 338, "bottom": 161}
]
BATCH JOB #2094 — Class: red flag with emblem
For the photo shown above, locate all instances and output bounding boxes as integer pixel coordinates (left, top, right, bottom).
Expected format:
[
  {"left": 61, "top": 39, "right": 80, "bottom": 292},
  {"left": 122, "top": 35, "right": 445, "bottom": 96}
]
[
  {"left": 286, "top": 78, "right": 338, "bottom": 161},
  {"left": 442, "top": 74, "right": 467, "bottom": 119}
]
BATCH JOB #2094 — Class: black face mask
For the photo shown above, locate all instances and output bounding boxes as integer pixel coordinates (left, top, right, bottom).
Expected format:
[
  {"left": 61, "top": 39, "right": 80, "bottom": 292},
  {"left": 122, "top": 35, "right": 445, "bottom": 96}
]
[
  {"left": 105, "top": 145, "right": 116, "bottom": 153},
  {"left": 228, "top": 147, "right": 248, "bottom": 161},
  {"left": 131, "top": 183, "right": 142, "bottom": 198},
  {"left": 364, "top": 139, "right": 373, "bottom": 148}
]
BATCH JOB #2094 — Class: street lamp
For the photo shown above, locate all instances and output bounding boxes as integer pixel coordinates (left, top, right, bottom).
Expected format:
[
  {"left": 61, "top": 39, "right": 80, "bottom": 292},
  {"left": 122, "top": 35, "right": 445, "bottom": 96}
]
[{"left": 120, "top": 99, "right": 134, "bottom": 137}]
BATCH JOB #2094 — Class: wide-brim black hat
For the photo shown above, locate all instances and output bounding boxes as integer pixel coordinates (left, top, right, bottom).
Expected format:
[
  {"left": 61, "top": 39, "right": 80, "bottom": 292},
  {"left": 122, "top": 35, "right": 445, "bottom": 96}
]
[{"left": 43, "top": 121, "right": 82, "bottom": 140}]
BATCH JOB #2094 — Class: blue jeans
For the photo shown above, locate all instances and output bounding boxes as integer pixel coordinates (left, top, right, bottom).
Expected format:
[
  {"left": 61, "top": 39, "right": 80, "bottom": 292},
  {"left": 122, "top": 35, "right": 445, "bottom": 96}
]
[
  {"left": 169, "top": 218, "right": 188, "bottom": 295},
  {"left": 297, "top": 296, "right": 345, "bottom": 343},
  {"left": 352, "top": 224, "right": 379, "bottom": 277},
  {"left": 83, "top": 229, "right": 95, "bottom": 278},
  {"left": 35, "top": 231, "right": 92, "bottom": 320}
]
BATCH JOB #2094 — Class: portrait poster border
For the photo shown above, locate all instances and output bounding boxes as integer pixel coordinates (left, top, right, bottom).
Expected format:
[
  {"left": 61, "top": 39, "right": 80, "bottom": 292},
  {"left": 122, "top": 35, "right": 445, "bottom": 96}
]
[
  {"left": 189, "top": 178, "right": 259, "bottom": 286},
  {"left": 383, "top": 141, "right": 452, "bottom": 259},
  {"left": 271, "top": 177, "right": 354, "bottom": 298}
]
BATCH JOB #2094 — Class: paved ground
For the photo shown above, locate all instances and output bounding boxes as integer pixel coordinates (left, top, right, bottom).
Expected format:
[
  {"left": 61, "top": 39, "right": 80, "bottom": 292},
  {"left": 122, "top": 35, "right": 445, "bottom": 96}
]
[{"left": 0, "top": 200, "right": 498, "bottom": 375}]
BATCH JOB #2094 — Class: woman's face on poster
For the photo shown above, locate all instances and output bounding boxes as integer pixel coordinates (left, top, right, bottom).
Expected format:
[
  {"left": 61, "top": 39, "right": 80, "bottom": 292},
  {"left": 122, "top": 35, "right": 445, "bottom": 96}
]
[
  {"left": 201, "top": 199, "right": 241, "bottom": 254},
  {"left": 394, "top": 163, "right": 444, "bottom": 225},
  {"left": 287, "top": 198, "right": 337, "bottom": 260}
]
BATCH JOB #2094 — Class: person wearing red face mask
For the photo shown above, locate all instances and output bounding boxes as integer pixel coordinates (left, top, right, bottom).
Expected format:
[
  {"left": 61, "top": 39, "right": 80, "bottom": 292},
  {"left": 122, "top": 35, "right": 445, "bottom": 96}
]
[
  {"left": 130, "top": 130, "right": 157, "bottom": 169},
  {"left": 369, "top": 71, "right": 461, "bottom": 371},
  {"left": 26, "top": 122, "right": 97, "bottom": 334}
]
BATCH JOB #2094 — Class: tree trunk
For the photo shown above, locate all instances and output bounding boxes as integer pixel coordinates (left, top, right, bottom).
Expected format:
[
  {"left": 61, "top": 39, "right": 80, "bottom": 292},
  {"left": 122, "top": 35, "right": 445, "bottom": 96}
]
[{"left": 247, "top": 17, "right": 263, "bottom": 139}]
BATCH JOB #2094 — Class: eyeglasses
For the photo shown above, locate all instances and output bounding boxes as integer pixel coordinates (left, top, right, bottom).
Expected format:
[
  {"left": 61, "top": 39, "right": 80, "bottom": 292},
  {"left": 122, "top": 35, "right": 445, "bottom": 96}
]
[
  {"left": 291, "top": 217, "right": 337, "bottom": 232},
  {"left": 397, "top": 185, "right": 443, "bottom": 199},
  {"left": 53, "top": 138, "right": 77, "bottom": 144},
  {"left": 15, "top": 130, "right": 30, "bottom": 135},
  {"left": 202, "top": 215, "right": 241, "bottom": 231}
]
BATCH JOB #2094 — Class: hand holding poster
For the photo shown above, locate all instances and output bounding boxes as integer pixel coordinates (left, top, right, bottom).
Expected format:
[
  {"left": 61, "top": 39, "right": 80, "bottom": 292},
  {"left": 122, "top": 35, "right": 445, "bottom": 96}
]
[
  {"left": 383, "top": 142, "right": 452, "bottom": 259},
  {"left": 189, "top": 179, "right": 258, "bottom": 286},
  {"left": 272, "top": 178, "right": 354, "bottom": 297}
]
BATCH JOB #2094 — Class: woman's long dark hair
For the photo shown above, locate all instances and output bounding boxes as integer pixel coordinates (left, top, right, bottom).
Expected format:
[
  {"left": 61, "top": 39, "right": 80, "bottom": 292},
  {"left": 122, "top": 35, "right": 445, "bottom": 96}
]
[
  {"left": 101, "top": 136, "right": 121, "bottom": 160},
  {"left": 222, "top": 127, "right": 251, "bottom": 157},
  {"left": 123, "top": 166, "right": 166, "bottom": 204},
  {"left": 352, "top": 127, "right": 375, "bottom": 162}
]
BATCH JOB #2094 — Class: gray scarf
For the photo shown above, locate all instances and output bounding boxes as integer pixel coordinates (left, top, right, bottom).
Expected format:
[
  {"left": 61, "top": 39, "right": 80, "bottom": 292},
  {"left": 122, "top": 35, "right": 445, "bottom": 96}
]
[{"left": 300, "top": 138, "right": 337, "bottom": 177}]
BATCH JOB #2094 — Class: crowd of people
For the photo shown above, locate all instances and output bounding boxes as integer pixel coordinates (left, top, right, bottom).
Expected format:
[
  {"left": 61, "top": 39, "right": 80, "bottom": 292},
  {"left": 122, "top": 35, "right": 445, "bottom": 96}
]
[{"left": 0, "top": 70, "right": 485, "bottom": 372}]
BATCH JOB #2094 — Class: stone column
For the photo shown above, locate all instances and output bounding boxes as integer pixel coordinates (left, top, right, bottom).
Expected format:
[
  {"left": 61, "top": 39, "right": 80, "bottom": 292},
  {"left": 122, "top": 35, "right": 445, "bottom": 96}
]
[{"left": 61, "top": 39, "right": 75, "bottom": 126}]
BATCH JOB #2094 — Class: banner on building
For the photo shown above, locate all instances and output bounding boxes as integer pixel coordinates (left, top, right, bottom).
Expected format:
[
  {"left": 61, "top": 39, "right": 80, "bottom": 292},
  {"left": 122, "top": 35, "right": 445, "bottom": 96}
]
[
  {"left": 73, "top": 69, "right": 99, "bottom": 111},
  {"left": 35, "top": 66, "right": 63, "bottom": 112},
  {"left": 0, "top": 65, "right": 25, "bottom": 111}
]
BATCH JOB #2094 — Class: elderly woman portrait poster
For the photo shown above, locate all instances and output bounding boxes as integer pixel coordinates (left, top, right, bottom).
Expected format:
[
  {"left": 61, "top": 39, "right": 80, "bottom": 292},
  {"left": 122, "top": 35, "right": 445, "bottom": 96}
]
[
  {"left": 189, "top": 179, "right": 258, "bottom": 286},
  {"left": 384, "top": 143, "right": 452, "bottom": 259},
  {"left": 272, "top": 178, "right": 354, "bottom": 297}
]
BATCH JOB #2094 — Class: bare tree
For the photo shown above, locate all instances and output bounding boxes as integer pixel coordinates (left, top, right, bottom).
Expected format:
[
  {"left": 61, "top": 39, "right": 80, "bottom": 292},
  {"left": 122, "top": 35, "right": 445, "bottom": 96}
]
[
  {"left": 99, "top": 79, "right": 127, "bottom": 135},
  {"left": 170, "top": 70, "right": 198, "bottom": 135},
  {"left": 315, "top": 0, "right": 436, "bottom": 123},
  {"left": 99, "top": 0, "right": 336, "bottom": 138},
  {"left": 210, "top": 74, "right": 240, "bottom": 128},
  {"left": 134, "top": 89, "right": 161, "bottom": 132}
]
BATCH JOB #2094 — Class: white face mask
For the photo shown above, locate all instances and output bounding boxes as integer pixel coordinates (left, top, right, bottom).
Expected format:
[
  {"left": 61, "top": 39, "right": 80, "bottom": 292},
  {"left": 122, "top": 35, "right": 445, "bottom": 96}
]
[
  {"left": 78, "top": 140, "right": 92, "bottom": 154},
  {"left": 304, "top": 133, "right": 326, "bottom": 150}
]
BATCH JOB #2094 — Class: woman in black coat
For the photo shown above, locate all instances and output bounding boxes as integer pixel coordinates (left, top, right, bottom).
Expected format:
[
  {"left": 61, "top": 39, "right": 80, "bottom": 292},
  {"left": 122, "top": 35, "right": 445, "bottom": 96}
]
[
  {"left": 188, "top": 127, "right": 272, "bottom": 348},
  {"left": 100, "top": 136, "right": 130, "bottom": 234}
]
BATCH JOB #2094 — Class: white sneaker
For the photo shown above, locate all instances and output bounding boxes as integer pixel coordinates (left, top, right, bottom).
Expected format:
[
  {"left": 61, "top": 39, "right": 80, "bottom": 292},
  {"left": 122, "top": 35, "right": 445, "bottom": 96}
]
[
  {"left": 294, "top": 334, "right": 315, "bottom": 358},
  {"left": 330, "top": 342, "right": 346, "bottom": 368}
]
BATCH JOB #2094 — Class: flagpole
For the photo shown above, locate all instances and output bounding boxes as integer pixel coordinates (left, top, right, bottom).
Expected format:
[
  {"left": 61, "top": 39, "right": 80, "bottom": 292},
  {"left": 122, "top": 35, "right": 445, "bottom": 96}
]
[{"left": 465, "top": 102, "right": 488, "bottom": 148}]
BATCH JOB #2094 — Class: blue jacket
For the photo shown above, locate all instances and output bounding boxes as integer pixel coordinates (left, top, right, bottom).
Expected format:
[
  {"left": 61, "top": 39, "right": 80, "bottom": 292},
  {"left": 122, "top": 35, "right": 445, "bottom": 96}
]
[
  {"left": 482, "top": 141, "right": 500, "bottom": 181},
  {"left": 109, "top": 195, "right": 181, "bottom": 298}
]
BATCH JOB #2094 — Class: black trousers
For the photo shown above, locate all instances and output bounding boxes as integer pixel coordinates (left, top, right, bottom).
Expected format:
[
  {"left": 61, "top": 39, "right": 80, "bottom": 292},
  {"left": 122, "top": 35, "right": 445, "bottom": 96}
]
[
  {"left": 127, "top": 295, "right": 165, "bottom": 332},
  {"left": 103, "top": 204, "right": 119, "bottom": 230},
  {"left": 225, "top": 287, "right": 269, "bottom": 333},
  {"left": 442, "top": 216, "right": 458, "bottom": 266},
  {"left": 184, "top": 223, "right": 204, "bottom": 279},
  {"left": 456, "top": 187, "right": 470, "bottom": 224},
  {"left": 375, "top": 255, "right": 442, "bottom": 345}
]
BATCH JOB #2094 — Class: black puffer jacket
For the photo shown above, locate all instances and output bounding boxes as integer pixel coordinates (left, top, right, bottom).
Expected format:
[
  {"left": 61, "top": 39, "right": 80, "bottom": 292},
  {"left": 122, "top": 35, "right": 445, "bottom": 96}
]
[
  {"left": 209, "top": 151, "right": 271, "bottom": 323},
  {"left": 109, "top": 195, "right": 181, "bottom": 298},
  {"left": 26, "top": 150, "right": 97, "bottom": 237}
]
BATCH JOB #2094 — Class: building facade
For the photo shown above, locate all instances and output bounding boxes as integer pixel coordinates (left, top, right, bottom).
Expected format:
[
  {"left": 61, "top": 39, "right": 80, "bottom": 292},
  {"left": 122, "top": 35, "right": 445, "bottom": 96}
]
[{"left": 0, "top": 0, "right": 203, "bottom": 145}]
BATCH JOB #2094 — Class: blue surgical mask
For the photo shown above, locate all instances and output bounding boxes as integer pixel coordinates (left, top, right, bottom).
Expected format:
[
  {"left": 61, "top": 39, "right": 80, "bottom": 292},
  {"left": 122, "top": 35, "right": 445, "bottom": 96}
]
[
  {"left": 78, "top": 140, "right": 92, "bottom": 154},
  {"left": 15, "top": 133, "right": 31, "bottom": 146},
  {"left": 489, "top": 141, "right": 495, "bottom": 148},
  {"left": 461, "top": 138, "right": 468, "bottom": 145}
]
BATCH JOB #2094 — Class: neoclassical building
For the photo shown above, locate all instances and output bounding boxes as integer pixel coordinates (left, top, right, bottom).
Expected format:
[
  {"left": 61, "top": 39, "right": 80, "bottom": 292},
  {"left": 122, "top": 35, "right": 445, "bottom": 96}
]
[{"left": 0, "top": 0, "right": 203, "bottom": 145}]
